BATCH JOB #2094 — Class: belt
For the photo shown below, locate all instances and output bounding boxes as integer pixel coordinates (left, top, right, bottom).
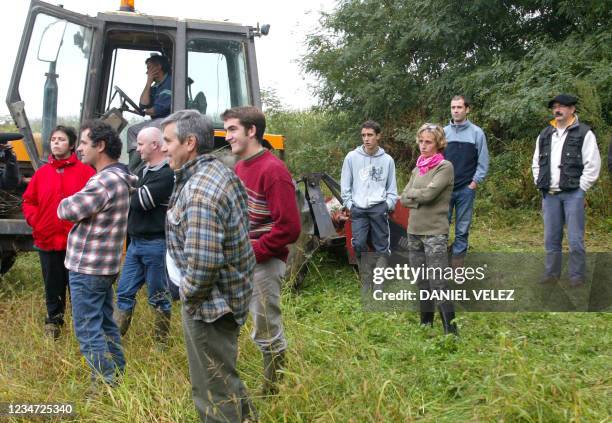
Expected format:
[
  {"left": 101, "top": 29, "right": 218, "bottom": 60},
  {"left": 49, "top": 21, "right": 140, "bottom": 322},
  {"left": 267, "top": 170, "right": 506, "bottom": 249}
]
[{"left": 547, "top": 188, "right": 579, "bottom": 195}]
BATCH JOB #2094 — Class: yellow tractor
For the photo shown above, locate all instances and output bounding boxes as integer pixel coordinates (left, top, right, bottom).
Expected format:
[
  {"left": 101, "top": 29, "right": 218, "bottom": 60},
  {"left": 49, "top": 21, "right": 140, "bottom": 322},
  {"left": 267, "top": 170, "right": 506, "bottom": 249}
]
[
  {"left": 3, "top": 0, "right": 402, "bottom": 281},
  {"left": 2, "top": 0, "right": 283, "bottom": 274}
]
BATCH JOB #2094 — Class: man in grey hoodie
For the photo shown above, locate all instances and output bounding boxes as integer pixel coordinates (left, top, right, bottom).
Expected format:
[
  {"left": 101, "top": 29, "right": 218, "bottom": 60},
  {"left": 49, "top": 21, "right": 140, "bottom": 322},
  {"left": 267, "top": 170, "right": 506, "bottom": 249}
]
[{"left": 341, "top": 120, "right": 398, "bottom": 267}]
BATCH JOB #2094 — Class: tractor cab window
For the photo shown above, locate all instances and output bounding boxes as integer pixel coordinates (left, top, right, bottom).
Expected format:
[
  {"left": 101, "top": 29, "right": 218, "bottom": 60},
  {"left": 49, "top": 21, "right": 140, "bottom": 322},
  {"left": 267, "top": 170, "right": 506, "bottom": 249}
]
[
  {"left": 187, "top": 38, "right": 250, "bottom": 127},
  {"left": 17, "top": 13, "right": 92, "bottom": 159}
]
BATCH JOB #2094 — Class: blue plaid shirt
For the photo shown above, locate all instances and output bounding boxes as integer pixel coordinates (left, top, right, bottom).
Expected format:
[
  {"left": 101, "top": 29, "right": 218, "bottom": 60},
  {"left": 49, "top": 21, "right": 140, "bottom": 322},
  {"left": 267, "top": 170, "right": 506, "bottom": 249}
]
[{"left": 166, "top": 154, "right": 254, "bottom": 324}]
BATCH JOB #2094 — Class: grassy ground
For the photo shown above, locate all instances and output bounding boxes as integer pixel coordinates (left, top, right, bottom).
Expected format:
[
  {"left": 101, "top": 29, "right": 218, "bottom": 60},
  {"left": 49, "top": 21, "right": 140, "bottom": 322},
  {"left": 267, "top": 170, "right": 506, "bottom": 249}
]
[{"left": 0, "top": 212, "right": 610, "bottom": 422}]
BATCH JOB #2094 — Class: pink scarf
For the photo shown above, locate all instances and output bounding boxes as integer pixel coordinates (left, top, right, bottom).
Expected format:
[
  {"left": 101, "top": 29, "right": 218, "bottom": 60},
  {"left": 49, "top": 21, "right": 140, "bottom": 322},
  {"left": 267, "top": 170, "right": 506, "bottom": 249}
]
[{"left": 416, "top": 153, "right": 444, "bottom": 175}]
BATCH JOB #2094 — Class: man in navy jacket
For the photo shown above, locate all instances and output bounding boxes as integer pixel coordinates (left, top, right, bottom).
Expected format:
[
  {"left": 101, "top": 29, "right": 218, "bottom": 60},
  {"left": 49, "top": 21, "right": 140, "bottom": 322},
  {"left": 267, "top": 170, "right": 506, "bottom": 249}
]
[{"left": 444, "top": 96, "right": 489, "bottom": 268}]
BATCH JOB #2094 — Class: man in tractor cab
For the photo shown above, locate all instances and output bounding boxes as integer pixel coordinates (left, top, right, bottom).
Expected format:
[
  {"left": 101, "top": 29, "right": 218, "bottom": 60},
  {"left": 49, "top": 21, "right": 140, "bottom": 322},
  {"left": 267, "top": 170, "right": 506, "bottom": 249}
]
[
  {"left": 127, "top": 54, "right": 172, "bottom": 172},
  {"left": 341, "top": 120, "right": 398, "bottom": 271}
]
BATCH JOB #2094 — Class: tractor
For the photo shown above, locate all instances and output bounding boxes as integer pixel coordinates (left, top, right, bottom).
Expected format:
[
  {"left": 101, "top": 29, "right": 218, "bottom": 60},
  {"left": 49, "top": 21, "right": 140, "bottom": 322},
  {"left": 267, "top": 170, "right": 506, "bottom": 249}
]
[{"left": 2, "top": 0, "right": 409, "bottom": 281}]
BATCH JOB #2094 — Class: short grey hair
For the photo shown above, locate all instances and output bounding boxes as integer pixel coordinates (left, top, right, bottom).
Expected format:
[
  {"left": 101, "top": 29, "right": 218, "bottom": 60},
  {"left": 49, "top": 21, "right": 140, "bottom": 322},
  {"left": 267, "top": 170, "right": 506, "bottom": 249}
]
[{"left": 161, "top": 110, "right": 214, "bottom": 154}]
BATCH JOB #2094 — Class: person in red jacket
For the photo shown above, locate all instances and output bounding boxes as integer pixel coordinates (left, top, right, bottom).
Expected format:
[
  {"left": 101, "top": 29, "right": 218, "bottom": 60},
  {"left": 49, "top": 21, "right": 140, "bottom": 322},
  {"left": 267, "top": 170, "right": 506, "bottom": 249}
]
[
  {"left": 22, "top": 125, "right": 95, "bottom": 339},
  {"left": 223, "top": 106, "right": 301, "bottom": 395}
]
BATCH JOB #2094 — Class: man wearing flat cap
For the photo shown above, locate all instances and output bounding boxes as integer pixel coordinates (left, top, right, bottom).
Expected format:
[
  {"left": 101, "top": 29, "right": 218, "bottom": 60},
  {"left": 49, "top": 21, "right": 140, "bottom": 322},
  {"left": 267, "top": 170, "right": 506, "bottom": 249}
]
[{"left": 531, "top": 94, "right": 601, "bottom": 287}]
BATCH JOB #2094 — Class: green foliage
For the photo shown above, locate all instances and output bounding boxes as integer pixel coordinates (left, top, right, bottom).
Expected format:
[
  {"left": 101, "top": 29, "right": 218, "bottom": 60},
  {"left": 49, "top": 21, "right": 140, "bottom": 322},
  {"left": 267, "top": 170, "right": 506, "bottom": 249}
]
[
  {"left": 267, "top": 109, "right": 355, "bottom": 179},
  {"left": 300, "top": 0, "right": 611, "bottom": 218},
  {"left": 304, "top": 0, "right": 611, "bottom": 137}
]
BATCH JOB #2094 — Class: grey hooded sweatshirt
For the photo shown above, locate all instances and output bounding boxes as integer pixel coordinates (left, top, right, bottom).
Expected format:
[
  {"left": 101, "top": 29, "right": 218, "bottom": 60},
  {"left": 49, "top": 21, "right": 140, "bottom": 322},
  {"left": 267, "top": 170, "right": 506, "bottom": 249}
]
[{"left": 341, "top": 145, "right": 398, "bottom": 211}]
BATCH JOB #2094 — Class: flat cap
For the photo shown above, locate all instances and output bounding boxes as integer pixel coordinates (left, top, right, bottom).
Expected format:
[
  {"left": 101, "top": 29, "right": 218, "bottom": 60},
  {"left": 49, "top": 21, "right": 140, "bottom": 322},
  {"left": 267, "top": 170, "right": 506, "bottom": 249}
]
[{"left": 548, "top": 94, "right": 578, "bottom": 108}]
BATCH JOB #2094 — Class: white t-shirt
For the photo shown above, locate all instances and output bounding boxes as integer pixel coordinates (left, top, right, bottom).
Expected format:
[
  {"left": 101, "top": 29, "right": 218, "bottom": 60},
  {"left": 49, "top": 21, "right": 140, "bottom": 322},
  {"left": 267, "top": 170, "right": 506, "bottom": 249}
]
[{"left": 166, "top": 250, "right": 182, "bottom": 287}]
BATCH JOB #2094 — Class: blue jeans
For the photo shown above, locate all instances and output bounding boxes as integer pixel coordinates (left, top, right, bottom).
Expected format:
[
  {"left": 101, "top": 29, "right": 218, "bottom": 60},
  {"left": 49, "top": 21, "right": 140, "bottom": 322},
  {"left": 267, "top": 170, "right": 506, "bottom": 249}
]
[
  {"left": 448, "top": 185, "right": 476, "bottom": 257},
  {"left": 69, "top": 271, "right": 125, "bottom": 383},
  {"left": 542, "top": 189, "right": 586, "bottom": 280},
  {"left": 350, "top": 202, "right": 390, "bottom": 258},
  {"left": 116, "top": 237, "right": 171, "bottom": 313}
]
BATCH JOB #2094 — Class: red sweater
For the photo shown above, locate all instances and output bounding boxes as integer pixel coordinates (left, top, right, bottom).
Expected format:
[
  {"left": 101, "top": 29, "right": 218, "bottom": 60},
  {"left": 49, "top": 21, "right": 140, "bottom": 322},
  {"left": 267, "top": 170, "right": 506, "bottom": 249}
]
[
  {"left": 235, "top": 150, "right": 301, "bottom": 263},
  {"left": 22, "top": 153, "right": 95, "bottom": 251}
]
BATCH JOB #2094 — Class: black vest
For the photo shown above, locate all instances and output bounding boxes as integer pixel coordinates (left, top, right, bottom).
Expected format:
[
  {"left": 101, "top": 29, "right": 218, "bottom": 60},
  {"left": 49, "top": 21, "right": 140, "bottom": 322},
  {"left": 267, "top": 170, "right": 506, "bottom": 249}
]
[{"left": 536, "top": 122, "right": 590, "bottom": 191}]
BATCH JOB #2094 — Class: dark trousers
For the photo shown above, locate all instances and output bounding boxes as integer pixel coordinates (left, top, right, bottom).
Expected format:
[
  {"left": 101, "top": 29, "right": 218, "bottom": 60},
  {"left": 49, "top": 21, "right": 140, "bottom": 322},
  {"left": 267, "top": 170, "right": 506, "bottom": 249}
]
[
  {"left": 182, "top": 308, "right": 254, "bottom": 422},
  {"left": 39, "top": 250, "right": 69, "bottom": 325},
  {"left": 350, "top": 202, "right": 391, "bottom": 258}
]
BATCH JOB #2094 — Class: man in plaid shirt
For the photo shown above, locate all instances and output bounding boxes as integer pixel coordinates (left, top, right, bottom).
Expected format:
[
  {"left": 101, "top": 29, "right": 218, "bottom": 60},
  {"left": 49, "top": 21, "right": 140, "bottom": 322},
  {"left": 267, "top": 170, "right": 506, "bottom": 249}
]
[
  {"left": 161, "top": 110, "right": 256, "bottom": 422},
  {"left": 58, "top": 120, "right": 137, "bottom": 388}
]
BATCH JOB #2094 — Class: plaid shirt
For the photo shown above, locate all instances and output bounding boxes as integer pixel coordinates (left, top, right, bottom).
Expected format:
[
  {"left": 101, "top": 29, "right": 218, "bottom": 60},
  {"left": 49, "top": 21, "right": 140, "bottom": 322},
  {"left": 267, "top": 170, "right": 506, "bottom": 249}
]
[
  {"left": 58, "top": 163, "right": 137, "bottom": 275},
  {"left": 166, "top": 154, "right": 255, "bottom": 325}
]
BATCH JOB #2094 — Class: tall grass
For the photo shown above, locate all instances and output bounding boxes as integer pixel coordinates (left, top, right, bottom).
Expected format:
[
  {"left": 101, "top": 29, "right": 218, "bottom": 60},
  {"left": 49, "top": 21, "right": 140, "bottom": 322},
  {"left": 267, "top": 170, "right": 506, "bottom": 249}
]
[{"left": 1, "top": 215, "right": 610, "bottom": 422}]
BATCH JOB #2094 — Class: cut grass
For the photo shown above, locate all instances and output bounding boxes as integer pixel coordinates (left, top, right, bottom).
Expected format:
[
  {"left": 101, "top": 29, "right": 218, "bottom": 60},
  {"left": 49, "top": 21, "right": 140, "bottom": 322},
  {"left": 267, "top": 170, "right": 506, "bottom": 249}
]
[{"left": 0, "top": 214, "right": 610, "bottom": 422}]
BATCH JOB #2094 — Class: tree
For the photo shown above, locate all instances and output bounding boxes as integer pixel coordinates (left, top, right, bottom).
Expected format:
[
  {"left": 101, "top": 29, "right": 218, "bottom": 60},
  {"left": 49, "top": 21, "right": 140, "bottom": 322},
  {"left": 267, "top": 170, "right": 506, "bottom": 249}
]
[
  {"left": 302, "top": 0, "right": 611, "bottom": 214},
  {"left": 303, "top": 0, "right": 611, "bottom": 141}
]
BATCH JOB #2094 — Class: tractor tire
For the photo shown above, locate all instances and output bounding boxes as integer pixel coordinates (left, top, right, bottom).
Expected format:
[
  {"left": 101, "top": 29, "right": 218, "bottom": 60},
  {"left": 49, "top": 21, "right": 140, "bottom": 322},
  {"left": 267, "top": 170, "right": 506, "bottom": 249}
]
[{"left": 0, "top": 252, "right": 17, "bottom": 275}]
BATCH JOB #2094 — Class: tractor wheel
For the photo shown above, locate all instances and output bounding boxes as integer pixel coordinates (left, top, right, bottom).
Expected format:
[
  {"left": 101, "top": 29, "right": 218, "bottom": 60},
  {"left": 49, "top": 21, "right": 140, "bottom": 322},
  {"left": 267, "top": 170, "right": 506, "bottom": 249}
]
[{"left": 0, "top": 252, "right": 17, "bottom": 275}]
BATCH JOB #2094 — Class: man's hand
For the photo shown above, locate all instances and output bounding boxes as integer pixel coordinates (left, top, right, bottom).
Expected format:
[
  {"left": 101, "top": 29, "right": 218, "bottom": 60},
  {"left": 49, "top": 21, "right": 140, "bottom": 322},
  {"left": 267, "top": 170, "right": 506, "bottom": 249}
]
[
  {"left": 338, "top": 207, "right": 350, "bottom": 221},
  {"left": 468, "top": 181, "right": 478, "bottom": 190},
  {"left": 146, "top": 69, "right": 157, "bottom": 86}
]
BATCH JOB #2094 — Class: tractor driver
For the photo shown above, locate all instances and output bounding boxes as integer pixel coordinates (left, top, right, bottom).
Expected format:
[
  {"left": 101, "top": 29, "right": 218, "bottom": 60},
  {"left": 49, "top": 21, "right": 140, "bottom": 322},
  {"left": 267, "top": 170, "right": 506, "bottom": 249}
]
[{"left": 127, "top": 54, "right": 172, "bottom": 173}]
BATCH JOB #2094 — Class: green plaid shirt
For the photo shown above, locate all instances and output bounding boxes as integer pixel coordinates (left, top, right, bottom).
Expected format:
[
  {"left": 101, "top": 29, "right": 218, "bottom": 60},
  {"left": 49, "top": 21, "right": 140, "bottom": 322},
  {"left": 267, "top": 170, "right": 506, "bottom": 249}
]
[{"left": 166, "top": 154, "right": 254, "bottom": 324}]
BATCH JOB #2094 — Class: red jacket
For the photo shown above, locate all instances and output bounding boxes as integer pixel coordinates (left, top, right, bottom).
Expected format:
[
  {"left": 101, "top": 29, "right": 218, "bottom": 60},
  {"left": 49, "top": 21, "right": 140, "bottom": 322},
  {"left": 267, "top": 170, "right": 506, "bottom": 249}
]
[{"left": 22, "top": 153, "right": 95, "bottom": 251}]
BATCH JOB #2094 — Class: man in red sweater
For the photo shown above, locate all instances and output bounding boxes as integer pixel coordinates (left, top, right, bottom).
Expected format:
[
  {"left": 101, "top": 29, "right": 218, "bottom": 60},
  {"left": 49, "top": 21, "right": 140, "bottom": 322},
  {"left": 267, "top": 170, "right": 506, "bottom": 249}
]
[{"left": 223, "top": 106, "right": 301, "bottom": 395}]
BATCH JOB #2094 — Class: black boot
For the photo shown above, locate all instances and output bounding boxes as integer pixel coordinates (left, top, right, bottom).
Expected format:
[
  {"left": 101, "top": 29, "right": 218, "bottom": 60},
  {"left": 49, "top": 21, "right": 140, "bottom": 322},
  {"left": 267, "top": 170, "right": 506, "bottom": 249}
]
[
  {"left": 438, "top": 302, "right": 458, "bottom": 336},
  {"left": 419, "top": 295, "right": 434, "bottom": 326},
  {"left": 113, "top": 308, "right": 133, "bottom": 336},
  {"left": 153, "top": 309, "right": 171, "bottom": 351},
  {"left": 262, "top": 350, "right": 286, "bottom": 395}
]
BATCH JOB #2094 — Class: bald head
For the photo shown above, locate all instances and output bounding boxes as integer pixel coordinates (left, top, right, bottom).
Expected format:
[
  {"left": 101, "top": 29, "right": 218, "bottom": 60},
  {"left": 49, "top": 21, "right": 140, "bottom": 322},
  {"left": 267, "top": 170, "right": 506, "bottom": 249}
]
[{"left": 136, "top": 126, "right": 166, "bottom": 165}]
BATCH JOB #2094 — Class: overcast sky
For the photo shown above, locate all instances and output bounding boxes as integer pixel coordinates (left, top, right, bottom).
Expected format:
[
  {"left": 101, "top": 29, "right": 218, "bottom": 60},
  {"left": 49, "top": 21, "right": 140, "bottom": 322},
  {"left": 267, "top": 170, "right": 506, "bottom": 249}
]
[{"left": 0, "top": 0, "right": 336, "bottom": 115}]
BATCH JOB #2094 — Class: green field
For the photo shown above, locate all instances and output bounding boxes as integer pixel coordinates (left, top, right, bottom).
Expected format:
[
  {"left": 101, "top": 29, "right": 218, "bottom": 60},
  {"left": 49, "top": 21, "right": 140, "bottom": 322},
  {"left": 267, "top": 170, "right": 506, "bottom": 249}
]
[{"left": 0, "top": 215, "right": 610, "bottom": 422}]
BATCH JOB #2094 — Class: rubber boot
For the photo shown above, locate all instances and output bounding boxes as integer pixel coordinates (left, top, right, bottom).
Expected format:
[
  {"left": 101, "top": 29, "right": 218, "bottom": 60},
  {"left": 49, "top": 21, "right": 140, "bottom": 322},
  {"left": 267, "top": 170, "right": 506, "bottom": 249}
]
[
  {"left": 261, "top": 350, "right": 286, "bottom": 395},
  {"left": 153, "top": 309, "right": 171, "bottom": 351},
  {"left": 438, "top": 302, "right": 458, "bottom": 336},
  {"left": 44, "top": 322, "right": 61, "bottom": 340},
  {"left": 374, "top": 254, "right": 388, "bottom": 270},
  {"left": 419, "top": 296, "right": 435, "bottom": 327},
  {"left": 450, "top": 255, "right": 465, "bottom": 270},
  {"left": 113, "top": 308, "right": 133, "bottom": 337}
]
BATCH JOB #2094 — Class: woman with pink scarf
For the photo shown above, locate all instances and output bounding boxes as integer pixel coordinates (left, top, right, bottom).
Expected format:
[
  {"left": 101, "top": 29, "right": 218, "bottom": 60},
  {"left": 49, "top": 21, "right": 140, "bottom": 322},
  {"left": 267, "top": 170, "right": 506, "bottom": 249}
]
[{"left": 400, "top": 123, "right": 457, "bottom": 335}]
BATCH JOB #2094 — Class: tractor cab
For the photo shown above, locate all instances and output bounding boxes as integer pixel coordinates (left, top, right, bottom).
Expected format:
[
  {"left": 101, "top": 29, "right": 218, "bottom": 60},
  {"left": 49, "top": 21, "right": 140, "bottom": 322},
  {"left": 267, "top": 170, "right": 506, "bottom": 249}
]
[{"left": 7, "top": 0, "right": 281, "bottom": 171}]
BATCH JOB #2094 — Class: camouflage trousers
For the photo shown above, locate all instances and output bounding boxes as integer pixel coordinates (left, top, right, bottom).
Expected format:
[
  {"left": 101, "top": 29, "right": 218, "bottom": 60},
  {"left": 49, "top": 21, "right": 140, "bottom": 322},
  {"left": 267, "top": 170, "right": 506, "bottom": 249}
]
[{"left": 407, "top": 234, "right": 451, "bottom": 307}]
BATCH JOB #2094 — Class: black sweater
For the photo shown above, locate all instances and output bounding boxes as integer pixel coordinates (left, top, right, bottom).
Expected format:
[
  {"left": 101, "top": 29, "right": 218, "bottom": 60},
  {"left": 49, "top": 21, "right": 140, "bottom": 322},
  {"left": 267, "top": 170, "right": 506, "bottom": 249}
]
[{"left": 128, "top": 161, "right": 174, "bottom": 239}]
